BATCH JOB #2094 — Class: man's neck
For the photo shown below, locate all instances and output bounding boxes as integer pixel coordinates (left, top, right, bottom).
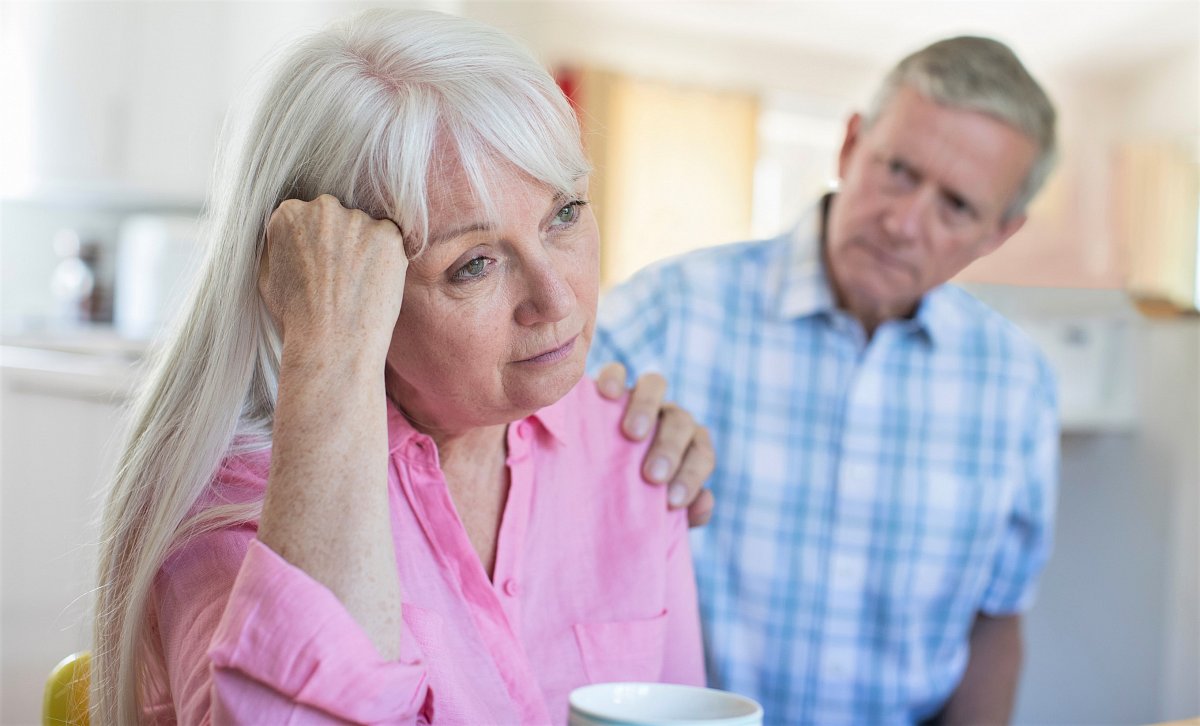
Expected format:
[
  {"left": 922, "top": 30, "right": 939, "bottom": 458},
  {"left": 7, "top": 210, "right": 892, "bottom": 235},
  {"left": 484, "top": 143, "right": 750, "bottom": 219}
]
[{"left": 819, "top": 195, "right": 915, "bottom": 341}]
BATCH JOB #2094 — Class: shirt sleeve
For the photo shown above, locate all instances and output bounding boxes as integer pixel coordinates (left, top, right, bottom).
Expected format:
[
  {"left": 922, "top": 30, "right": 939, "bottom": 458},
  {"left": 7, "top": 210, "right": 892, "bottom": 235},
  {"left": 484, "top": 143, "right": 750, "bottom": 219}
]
[
  {"left": 589, "top": 262, "right": 676, "bottom": 383},
  {"left": 979, "top": 359, "right": 1060, "bottom": 616},
  {"left": 155, "top": 528, "right": 431, "bottom": 725},
  {"left": 660, "top": 509, "right": 707, "bottom": 686}
]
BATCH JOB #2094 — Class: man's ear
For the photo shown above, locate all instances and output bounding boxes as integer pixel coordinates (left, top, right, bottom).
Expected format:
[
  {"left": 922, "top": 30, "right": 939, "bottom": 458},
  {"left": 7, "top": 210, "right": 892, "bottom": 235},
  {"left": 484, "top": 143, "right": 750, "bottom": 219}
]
[
  {"left": 979, "top": 213, "right": 1027, "bottom": 257},
  {"left": 837, "top": 113, "right": 865, "bottom": 180}
]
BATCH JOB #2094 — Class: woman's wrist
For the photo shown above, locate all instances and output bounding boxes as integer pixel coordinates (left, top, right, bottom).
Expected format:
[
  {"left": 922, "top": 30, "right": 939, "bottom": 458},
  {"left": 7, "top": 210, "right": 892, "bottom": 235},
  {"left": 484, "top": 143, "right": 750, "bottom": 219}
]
[{"left": 279, "top": 332, "right": 389, "bottom": 384}]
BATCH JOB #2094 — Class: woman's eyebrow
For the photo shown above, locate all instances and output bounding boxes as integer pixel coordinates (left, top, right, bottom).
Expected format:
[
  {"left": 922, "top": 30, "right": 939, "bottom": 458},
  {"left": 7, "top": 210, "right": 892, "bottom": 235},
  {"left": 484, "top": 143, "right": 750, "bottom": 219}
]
[{"left": 427, "top": 221, "right": 493, "bottom": 247}]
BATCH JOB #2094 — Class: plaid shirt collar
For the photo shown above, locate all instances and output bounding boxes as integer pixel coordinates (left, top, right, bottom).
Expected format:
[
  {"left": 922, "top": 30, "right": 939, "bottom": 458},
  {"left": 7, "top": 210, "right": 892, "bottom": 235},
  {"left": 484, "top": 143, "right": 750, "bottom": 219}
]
[{"left": 772, "top": 194, "right": 968, "bottom": 349}]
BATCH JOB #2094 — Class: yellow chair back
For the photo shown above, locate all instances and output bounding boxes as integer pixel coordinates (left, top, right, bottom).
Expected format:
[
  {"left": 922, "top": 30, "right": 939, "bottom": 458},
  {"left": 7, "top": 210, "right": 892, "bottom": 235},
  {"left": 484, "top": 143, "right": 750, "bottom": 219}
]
[{"left": 43, "top": 651, "right": 91, "bottom": 726}]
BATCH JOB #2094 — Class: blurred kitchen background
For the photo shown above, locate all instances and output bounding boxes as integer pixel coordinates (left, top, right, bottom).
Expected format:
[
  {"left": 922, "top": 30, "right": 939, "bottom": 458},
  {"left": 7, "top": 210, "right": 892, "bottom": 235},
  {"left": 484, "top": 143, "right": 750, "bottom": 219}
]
[{"left": 1, "top": 0, "right": 1197, "bottom": 723}]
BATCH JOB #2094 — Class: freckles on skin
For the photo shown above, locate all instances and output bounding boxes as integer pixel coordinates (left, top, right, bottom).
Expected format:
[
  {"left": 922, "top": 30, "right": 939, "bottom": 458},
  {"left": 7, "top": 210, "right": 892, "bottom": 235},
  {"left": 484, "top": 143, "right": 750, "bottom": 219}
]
[
  {"left": 381, "top": 160, "right": 600, "bottom": 435},
  {"left": 386, "top": 265, "right": 509, "bottom": 418}
]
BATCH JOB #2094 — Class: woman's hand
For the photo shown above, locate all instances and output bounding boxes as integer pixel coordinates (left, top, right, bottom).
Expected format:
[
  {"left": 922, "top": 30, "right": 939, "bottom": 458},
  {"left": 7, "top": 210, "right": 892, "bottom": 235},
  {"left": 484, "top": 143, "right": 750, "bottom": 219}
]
[
  {"left": 260, "top": 194, "right": 407, "bottom": 361},
  {"left": 257, "top": 194, "right": 406, "bottom": 660}
]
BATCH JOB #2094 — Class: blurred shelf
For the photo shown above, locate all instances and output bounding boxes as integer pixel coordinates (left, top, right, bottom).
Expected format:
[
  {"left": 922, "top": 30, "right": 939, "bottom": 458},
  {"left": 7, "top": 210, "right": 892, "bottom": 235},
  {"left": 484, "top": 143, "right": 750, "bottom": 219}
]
[
  {"left": 0, "top": 344, "right": 142, "bottom": 401},
  {"left": 1, "top": 182, "right": 205, "bottom": 214}
]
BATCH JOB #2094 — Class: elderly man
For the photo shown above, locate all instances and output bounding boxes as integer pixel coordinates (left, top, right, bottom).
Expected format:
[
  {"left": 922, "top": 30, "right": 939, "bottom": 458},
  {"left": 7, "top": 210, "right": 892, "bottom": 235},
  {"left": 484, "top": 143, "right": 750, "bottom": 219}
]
[{"left": 592, "top": 36, "right": 1059, "bottom": 725}]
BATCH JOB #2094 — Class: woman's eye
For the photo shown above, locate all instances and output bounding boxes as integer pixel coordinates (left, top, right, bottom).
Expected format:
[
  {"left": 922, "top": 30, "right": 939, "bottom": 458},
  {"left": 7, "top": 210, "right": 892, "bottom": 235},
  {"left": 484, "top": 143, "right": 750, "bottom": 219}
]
[
  {"left": 552, "top": 201, "right": 586, "bottom": 226},
  {"left": 451, "top": 256, "right": 491, "bottom": 282}
]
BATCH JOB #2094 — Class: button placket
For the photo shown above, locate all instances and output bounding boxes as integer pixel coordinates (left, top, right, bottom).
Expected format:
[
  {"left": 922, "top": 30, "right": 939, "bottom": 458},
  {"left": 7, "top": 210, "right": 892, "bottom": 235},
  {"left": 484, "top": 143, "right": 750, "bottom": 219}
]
[{"left": 502, "top": 578, "right": 519, "bottom": 598}]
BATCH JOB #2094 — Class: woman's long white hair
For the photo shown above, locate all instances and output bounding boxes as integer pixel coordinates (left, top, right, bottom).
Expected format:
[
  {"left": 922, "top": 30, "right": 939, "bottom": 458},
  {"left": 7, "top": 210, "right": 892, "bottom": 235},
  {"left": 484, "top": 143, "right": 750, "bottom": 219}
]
[{"left": 92, "top": 9, "right": 589, "bottom": 723}]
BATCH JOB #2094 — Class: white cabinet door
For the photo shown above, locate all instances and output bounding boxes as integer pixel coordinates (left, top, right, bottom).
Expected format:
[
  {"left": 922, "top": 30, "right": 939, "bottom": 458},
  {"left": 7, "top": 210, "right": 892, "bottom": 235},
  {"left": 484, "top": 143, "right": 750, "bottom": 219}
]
[
  {"left": 0, "top": 364, "right": 130, "bottom": 724},
  {"left": 10, "top": 2, "right": 140, "bottom": 196},
  {"left": 121, "top": 2, "right": 230, "bottom": 202},
  {"left": 11, "top": 2, "right": 231, "bottom": 203},
  {"left": 10, "top": 1, "right": 366, "bottom": 205}
]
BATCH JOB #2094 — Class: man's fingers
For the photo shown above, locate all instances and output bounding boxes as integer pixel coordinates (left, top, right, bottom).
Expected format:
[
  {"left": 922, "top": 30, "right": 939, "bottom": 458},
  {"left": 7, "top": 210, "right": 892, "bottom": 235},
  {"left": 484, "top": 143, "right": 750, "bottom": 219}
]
[
  {"left": 595, "top": 362, "right": 628, "bottom": 400},
  {"left": 641, "top": 402, "right": 695, "bottom": 487},
  {"left": 668, "top": 425, "right": 715, "bottom": 509},
  {"left": 686, "top": 488, "right": 714, "bottom": 528},
  {"left": 624, "top": 372, "right": 667, "bottom": 441}
]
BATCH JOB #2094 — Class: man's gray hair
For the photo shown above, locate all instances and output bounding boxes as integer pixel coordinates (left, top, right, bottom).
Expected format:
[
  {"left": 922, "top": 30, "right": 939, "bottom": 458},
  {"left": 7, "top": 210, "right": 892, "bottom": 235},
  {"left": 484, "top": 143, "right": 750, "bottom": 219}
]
[{"left": 865, "top": 36, "right": 1057, "bottom": 219}]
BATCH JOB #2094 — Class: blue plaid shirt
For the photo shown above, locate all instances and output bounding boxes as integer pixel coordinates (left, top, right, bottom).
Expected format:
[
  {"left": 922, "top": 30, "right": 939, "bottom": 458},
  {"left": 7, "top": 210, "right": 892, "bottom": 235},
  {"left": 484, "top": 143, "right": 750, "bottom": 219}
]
[{"left": 588, "top": 200, "right": 1058, "bottom": 725}]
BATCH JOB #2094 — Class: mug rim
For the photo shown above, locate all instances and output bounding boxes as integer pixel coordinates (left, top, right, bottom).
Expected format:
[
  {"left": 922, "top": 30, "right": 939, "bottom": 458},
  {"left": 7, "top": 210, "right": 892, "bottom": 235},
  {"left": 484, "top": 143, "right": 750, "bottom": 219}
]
[{"left": 568, "top": 682, "right": 763, "bottom": 725}]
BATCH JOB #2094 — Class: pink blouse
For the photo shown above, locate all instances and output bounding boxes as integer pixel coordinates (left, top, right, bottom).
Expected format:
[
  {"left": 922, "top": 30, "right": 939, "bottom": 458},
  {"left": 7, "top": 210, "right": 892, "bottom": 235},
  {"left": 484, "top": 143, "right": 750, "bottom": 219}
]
[{"left": 146, "top": 378, "right": 704, "bottom": 724}]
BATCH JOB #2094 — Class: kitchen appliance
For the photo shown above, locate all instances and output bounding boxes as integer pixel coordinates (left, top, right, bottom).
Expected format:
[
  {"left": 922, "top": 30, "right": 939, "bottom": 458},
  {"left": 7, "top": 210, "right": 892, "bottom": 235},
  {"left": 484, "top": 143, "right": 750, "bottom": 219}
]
[{"left": 113, "top": 214, "right": 201, "bottom": 340}]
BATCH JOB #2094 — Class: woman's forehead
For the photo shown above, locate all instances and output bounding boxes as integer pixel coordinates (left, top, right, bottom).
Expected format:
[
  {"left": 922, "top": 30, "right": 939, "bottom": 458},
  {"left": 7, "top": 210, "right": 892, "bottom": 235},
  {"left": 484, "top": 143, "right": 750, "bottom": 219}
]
[{"left": 426, "top": 160, "right": 584, "bottom": 220}]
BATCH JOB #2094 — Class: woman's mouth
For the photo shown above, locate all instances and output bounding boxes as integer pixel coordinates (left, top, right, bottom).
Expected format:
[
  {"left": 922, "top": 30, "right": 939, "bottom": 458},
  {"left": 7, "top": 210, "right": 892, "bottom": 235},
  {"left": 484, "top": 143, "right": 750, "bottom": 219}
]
[{"left": 518, "top": 335, "right": 578, "bottom": 364}]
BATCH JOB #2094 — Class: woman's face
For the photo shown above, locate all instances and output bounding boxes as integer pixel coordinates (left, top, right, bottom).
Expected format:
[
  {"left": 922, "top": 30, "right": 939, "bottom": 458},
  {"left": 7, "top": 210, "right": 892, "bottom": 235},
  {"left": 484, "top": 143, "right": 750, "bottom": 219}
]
[{"left": 384, "top": 152, "right": 599, "bottom": 435}]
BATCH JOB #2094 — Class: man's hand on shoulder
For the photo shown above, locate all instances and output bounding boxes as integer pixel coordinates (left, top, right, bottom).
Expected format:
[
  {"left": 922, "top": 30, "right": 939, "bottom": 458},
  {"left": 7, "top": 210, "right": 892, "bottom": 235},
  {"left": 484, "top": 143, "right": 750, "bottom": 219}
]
[{"left": 595, "top": 362, "right": 715, "bottom": 527}]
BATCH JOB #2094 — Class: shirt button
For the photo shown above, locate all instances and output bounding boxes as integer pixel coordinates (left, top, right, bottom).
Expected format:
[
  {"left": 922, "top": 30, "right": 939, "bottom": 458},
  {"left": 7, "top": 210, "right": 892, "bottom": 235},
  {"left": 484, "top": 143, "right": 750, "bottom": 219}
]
[
  {"left": 502, "top": 578, "right": 519, "bottom": 597},
  {"left": 516, "top": 422, "right": 531, "bottom": 439}
]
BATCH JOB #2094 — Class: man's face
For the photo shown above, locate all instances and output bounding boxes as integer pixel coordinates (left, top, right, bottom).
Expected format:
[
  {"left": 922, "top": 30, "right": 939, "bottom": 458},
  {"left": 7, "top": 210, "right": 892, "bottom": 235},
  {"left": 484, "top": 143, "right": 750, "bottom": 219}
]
[{"left": 825, "top": 86, "right": 1038, "bottom": 329}]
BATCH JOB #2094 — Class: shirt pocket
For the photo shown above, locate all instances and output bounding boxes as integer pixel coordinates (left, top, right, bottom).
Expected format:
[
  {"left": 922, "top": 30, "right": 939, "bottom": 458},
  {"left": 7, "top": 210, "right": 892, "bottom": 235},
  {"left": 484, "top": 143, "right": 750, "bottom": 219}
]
[
  {"left": 573, "top": 609, "right": 668, "bottom": 684},
  {"left": 909, "top": 469, "right": 1013, "bottom": 609}
]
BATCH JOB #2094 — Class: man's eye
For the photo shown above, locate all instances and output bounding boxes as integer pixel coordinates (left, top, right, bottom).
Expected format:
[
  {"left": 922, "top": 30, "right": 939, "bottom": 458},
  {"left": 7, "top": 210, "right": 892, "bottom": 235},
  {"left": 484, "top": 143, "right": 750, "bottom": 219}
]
[
  {"left": 451, "top": 257, "right": 491, "bottom": 282},
  {"left": 888, "top": 159, "right": 908, "bottom": 177},
  {"left": 942, "top": 194, "right": 976, "bottom": 221}
]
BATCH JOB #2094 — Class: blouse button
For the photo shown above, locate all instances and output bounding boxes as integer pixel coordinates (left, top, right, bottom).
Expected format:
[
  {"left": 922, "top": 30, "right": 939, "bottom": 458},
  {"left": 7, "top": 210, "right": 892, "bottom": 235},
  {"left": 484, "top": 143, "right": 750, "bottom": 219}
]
[
  {"left": 502, "top": 578, "right": 519, "bottom": 597},
  {"left": 517, "top": 422, "right": 531, "bottom": 440}
]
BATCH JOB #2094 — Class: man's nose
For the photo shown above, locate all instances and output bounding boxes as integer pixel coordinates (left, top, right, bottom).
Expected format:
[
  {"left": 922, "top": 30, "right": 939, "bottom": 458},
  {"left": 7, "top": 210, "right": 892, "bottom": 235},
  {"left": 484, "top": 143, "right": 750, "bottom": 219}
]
[{"left": 883, "top": 187, "right": 936, "bottom": 244}]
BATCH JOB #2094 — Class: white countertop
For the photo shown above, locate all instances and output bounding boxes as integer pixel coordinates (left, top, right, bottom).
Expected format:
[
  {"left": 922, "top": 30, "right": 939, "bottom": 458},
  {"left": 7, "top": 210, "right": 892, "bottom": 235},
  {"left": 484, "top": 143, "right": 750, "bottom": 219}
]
[{"left": 0, "top": 341, "right": 144, "bottom": 400}]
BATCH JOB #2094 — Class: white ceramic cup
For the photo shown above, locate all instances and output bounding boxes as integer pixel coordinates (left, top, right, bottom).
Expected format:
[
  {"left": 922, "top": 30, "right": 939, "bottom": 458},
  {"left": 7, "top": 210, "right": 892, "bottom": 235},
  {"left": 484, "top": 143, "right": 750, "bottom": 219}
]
[{"left": 568, "top": 682, "right": 763, "bottom": 726}]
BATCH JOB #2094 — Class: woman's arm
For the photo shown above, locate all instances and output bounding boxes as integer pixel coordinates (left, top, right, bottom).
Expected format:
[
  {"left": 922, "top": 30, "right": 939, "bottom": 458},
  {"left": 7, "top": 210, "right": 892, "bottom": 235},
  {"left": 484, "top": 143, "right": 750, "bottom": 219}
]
[
  {"left": 255, "top": 194, "right": 407, "bottom": 659},
  {"left": 155, "top": 524, "right": 429, "bottom": 724}
]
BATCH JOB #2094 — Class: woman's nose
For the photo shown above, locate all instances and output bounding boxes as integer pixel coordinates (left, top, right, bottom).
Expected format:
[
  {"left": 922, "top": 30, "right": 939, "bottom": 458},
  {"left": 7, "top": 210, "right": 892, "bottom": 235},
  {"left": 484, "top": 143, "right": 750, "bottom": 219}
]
[{"left": 514, "top": 255, "right": 574, "bottom": 326}]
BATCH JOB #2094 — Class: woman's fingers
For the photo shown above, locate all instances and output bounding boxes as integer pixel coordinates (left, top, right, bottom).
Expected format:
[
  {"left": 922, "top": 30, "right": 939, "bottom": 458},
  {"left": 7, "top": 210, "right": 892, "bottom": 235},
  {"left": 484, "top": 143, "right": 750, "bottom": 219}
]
[{"left": 260, "top": 195, "right": 406, "bottom": 353}]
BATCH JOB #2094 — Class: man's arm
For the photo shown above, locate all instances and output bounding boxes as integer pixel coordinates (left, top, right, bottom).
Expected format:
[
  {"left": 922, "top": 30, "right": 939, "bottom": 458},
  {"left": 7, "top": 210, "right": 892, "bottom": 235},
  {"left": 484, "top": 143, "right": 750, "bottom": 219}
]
[
  {"left": 940, "top": 359, "right": 1058, "bottom": 724},
  {"left": 939, "top": 613, "right": 1023, "bottom": 725}
]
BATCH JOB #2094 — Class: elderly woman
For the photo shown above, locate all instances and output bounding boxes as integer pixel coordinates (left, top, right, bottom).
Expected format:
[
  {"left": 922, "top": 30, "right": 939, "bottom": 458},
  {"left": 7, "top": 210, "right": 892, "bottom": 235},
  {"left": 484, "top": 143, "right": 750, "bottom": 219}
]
[{"left": 92, "top": 9, "right": 713, "bottom": 725}]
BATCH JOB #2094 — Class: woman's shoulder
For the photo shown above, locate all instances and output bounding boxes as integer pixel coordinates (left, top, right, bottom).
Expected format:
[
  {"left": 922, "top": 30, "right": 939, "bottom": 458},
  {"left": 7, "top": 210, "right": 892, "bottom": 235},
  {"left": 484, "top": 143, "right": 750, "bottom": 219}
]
[
  {"left": 538, "top": 377, "right": 656, "bottom": 493},
  {"left": 533, "top": 377, "right": 682, "bottom": 548},
  {"left": 207, "top": 444, "right": 272, "bottom": 504},
  {"left": 550, "top": 377, "right": 642, "bottom": 451},
  {"left": 159, "top": 446, "right": 270, "bottom": 579}
]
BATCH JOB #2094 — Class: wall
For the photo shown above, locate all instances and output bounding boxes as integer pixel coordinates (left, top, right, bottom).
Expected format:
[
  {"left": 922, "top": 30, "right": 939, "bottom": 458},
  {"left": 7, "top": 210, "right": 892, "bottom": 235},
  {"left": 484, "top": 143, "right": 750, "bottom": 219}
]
[
  {"left": 1002, "top": 41, "right": 1200, "bottom": 723},
  {"left": 957, "top": 72, "right": 1128, "bottom": 289},
  {"left": 578, "top": 71, "right": 760, "bottom": 285}
]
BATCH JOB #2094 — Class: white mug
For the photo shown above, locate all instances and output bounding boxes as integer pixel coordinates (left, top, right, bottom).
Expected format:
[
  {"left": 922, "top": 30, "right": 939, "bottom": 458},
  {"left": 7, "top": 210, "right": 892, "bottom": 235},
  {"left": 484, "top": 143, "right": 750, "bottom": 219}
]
[{"left": 568, "top": 682, "right": 763, "bottom": 726}]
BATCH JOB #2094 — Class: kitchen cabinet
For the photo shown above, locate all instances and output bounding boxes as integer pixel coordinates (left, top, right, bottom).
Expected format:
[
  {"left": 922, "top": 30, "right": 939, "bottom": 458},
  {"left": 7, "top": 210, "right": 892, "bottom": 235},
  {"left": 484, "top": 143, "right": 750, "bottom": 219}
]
[
  {"left": 8, "top": 2, "right": 219, "bottom": 204},
  {"left": 5, "top": 2, "right": 356, "bottom": 206},
  {"left": 0, "top": 345, "right": 137, "bottom": 724},
  {"left": 1115, "top": 142, "right": 1199, "bottom": 313}
]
